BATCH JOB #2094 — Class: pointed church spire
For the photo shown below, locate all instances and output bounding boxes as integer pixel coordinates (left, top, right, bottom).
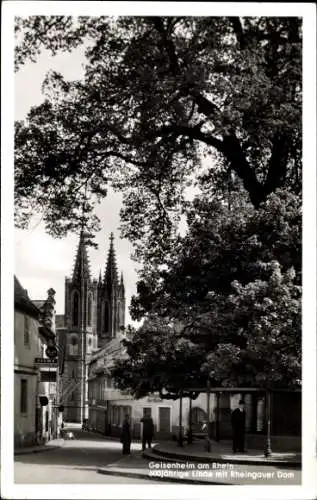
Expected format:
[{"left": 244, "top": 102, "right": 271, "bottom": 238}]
[
  {"left": 104, "top": 232, "right": 118, "bottom": 288},
  {"left": 119, "top": 271, "right": 125, "bottom": 298},
  {"left": 72, "top": 231, "right": 91, "bottom": 282},
  {"left": 98, "top": 269, "right": 102, "bottom": 286}
]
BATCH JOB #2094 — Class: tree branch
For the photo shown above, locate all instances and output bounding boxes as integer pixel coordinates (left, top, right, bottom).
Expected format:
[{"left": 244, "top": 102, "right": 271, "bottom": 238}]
[
  {"left": 264, "top": 133, "right": 289, "bottom": 196},
  {"left": 190, "top": 90, "right": 219, "bottom": 117},
  {"left": 151, "top": 17, "right": 219, "bottom": 119},
  {"left": 151, "top": 17, "right": 179, "bottom": 75},
  {"left": 95, "top": 150, "right": 147, "bottom": 168},
  {"left": 229, "top": 17, "right": 246, "bottom": 50},
  {"left": 107, "top": 125, "right": 135, "bottom": 145},
  {"left": 147, "top": 123, "right": 225, "bottom": 152},
  {"left": 221, "top": 134, "right": 264, "bottom": 207}
]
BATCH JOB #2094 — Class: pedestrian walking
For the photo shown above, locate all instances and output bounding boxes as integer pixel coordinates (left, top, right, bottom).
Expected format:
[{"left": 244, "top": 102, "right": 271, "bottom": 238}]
[
  {"left": 120, "top": 414, "right": 131, "bottom": 455},
  {"left": 141, "top": 415, "right": 154, "bottom": 451},
  {"left": 231, "top": 399, "right": 246, "bottom": 453}
]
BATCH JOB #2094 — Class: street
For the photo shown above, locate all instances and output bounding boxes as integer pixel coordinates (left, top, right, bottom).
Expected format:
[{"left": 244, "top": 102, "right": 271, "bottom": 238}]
[
  {"left": 14, "top": 429, "right": 155, "bottom": 484},
  {"left": 14, "top": 428, "right": 301, "bottom": 485}
]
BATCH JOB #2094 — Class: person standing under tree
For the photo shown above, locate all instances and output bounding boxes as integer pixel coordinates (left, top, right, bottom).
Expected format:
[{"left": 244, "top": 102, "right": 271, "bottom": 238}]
[
  {"left": 140, "top": 414, "right": 154, "bottom": 451},
  {"left": 120, "top": 414, "right": 131, "bottom": 455},
  {"left": 231, "top": 399, "right": 246, "bottom": 453}
]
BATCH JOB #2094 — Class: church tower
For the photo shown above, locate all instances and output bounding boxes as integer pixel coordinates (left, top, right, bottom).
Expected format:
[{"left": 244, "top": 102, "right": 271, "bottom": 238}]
[
  {"left": 58, "top": 231, "right": 125, "bottom": 423},
  {"left": 63, "top": 231, "right": 98, "bottom": 423},
  {"left": 97, "top": 233, "right": 125, "bottom": 346}
]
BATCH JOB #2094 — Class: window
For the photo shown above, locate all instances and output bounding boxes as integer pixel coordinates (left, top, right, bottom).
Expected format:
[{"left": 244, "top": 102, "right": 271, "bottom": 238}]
[
  {"left": 119, "top": 406, "right": 124, "bottom": 426},
  {"left": 114, "top": 406, "right": 120, "bottom": 425},
  {"left": 69, "top": 336, "right": 78, "bottom": 356},
  {"left": 143, "top": 407, "right": 152, "bottom": 418},
  {"left": 71, "top": 369, "right": 75, "bottom": 379},
  {"left": 101, "top": 381, "right": 106, "bottom": 400},
  {"left": 24, "top": 316, "right": 30, "bottom": 347},
  {"left": 73, "top": 292, "right": 79, "bottom": 326},
  {"left": 88, "top": 294, "right": 92, "bottom": 326},
  {"left": 104, "top": 302, "right": 109, "bottom": 333},
  {"left": 122, "top": 405, "right": 131, "bottom": 421},
  {"left": 71, "top": 391, "right": 75, "bottom": 401},
  {"left": 20, "top": 379, "right": 28, "bottom": 413},
  {"left": 40, "top": 371, "right": 56, "bottom": 383}
]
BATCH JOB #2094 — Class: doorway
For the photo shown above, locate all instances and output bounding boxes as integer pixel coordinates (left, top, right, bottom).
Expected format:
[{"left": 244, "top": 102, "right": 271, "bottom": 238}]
[{"left": 158, "top": 407, "right": 171, "bottom": 434}]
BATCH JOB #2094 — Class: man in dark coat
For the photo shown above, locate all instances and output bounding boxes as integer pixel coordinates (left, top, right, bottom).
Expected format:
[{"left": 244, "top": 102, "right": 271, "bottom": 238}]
[
  {"left": 141, "top": 415, "right": 154, "bottom": 451},
  {"left": 231, "top": 399, "right": 246, "bottom": 453},
  {"left": 121, "top": 414, "right": 131, "bottom": 455}
]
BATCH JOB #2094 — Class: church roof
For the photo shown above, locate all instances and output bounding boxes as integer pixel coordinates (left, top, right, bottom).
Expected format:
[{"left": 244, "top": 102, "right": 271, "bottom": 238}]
[
  {"left": 14, "top": 276, "right": 40, "bottom": 319},
  {"left": 72, "top": 231, "right": 91, "bottom": 282}
]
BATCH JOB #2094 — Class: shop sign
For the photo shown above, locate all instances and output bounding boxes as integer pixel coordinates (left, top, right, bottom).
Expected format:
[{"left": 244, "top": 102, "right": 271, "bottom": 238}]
[
  {"left": 147, "top": 395, "right": 162, "bottom": 402},
  {"left": 35, "top": 357, "right": 57, "bottom": 366}
]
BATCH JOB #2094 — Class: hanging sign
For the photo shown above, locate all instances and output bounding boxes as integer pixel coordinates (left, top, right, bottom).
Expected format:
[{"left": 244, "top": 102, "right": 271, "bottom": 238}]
[
  {"left": 46, "top": 345, "right": 58, "bottom": 359},
  {"left": 35, "top": 357, "right": 58, "bottom": 366}
]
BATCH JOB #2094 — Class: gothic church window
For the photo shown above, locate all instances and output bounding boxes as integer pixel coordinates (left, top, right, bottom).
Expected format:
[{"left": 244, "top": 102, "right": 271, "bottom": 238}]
[
  {"left": 88, "top": 294, "right": 92, "bottom": 326},
  {"left": 72, "top": 292, "right": 79, "bottom": 327},
  {"left": 104, "top": 302, "right": 109, "bottom": 333}
]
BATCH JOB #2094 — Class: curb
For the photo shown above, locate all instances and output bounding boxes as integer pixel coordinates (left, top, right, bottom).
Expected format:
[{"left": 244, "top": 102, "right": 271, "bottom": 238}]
[
  {"left": 97, "top": 467, "right": 228, "bottom": 485},
  {"left": 79, "top": 431, "right": 142, "bottom": 444},
  {"left": 144, "top": 447, "right": 301, "bottom": 468},
  {"left": 15, "top": 440, "right": 65, "bottom": 456}
]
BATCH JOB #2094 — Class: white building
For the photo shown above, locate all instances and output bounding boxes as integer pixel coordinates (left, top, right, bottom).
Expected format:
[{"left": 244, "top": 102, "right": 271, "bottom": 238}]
[{"left": 14, "top": 277, "right": 58, "bottom": 448}]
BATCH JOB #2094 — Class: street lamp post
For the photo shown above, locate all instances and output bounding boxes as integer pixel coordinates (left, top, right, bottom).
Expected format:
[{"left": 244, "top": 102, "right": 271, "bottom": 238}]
[
  {"left": 215, "top": 392, "right": 220, "bottom": 441},
  {"left": 187, "top": 394, "right": 193, "bottom": 445},
  {"left": 206, "top": 379, "right": 211, "bottom": 452},
  {"left": 264, "top": 390, "right": 272, "bottom": 457},
  {"left": 178, "top": 388, "right": 183, "bottom": 447}
]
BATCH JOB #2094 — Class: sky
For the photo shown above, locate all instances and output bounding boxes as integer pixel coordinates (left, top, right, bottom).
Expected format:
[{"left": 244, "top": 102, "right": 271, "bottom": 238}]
[{"left": 14, "top": 44, "right": 141, "bottom": 321}]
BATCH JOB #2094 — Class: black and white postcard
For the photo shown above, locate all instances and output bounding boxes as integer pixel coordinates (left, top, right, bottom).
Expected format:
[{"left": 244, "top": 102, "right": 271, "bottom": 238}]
[{"left": 1, "top": 2, "right": 316, "bottom": 500}]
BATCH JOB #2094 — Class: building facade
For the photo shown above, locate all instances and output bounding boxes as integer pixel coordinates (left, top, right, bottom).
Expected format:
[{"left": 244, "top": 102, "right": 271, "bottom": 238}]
[
  {"left": 33, "top": 288, "right": 59, "bottom": 442},
  {"left": 14, "top": 277, "right": 58, "bottom": 448}
]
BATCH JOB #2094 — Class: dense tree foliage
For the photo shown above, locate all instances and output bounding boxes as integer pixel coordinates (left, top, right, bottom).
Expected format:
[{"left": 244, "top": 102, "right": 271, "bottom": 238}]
[
  {"left": 111, "top": 318, "right": 205, "bottom": 399},
  {"left": 113, "top": 190, "right": 301, "bottom": 394},
  {"left": 131, "top": 189, "right": 301, "bottom": 319},
  {"left": 15, "top": 16, "right": 301, "bottom": 259},
  {"left": 202, "top": 261, "right": 301, "bottom": 388}
]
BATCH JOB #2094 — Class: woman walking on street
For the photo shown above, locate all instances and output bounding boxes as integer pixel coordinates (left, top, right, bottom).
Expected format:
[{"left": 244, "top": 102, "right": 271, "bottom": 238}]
[{"left": 121, "top": 414, "right": 132, "bottom": 455}]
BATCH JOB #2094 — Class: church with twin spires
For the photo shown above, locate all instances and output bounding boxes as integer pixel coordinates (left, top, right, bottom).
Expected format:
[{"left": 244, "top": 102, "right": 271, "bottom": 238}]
[{"left": 56, "top": 232, "right": 126, "bottom": 423}]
